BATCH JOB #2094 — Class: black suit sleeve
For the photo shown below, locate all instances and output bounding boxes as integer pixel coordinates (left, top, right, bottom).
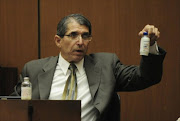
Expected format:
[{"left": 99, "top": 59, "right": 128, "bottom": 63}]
[{"left": 114, "top": 47, "right": 166, "bottom": 91}]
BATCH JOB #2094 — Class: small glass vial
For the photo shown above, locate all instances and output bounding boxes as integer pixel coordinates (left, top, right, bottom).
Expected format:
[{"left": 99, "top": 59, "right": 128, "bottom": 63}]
[
  {"left": 21, "top": 77, "right": 32, "bottom": 100},
  {"left": 140, "top": 31, "right": 150, "bottom": 56}
]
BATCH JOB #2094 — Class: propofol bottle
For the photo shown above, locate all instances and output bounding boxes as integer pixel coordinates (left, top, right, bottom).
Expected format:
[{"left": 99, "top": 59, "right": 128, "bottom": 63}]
[
  {"left": 21, "top": 77, "right": 32, "bottom": 100},
  {"left": 140, "top": 31, "right": 150, "bottom": 56}
]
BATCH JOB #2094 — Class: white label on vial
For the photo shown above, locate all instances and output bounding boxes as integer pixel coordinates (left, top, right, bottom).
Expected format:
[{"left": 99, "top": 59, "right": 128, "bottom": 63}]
[
  {"left": 140, "top": 40, "right": 150, "bottom": 56},
  {"left": 21, "top": 87, "right": 32, "bottom": 100}
]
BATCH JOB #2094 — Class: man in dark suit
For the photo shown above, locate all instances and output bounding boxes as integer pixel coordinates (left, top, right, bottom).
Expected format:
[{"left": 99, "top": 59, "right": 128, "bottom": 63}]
[{"left": 12, "top": 14, "right": 166, "bottom": 121}]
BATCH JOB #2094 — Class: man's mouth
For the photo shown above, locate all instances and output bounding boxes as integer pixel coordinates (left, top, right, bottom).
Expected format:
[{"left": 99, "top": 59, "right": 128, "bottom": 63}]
[
  {"left": 76, "top": 50, "right": 83, "bottom": 52},
  {"left": 74, "top": 50, "right": 84, "bottom": 54}
]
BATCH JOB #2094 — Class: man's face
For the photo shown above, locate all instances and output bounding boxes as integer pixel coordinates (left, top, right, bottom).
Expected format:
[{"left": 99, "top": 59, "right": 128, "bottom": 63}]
[{"left": 55, "top": 20, "right": 91, "bottom": 63}]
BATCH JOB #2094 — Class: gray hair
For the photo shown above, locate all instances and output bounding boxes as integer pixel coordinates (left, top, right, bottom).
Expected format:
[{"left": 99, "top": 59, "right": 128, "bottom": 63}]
[{"left": 56, "top": 14, "right": 92, "bottom": 38}]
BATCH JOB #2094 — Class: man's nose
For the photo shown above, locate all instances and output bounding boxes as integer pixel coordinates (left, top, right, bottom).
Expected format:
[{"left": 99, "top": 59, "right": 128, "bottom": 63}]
[{"left": 77, "top": 35, "right": 83, "bottom": 45}]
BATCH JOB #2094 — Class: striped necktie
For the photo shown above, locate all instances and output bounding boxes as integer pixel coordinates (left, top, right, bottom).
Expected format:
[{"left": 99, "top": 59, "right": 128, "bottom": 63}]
[{"left": 62, "top": 63, "right": 77, "bottom": 100}]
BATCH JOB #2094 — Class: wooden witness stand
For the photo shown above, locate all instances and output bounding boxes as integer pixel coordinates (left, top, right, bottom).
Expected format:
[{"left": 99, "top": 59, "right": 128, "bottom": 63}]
[{"left": 0, "top": 100, "right": 81, "bottom": 121}]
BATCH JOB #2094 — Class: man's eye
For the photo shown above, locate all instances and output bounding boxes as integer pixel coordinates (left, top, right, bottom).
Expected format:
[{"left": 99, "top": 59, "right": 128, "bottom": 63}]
[
  {"left": 82, "top": 35, "right": 88, "bottom": 38},
  {"left": 70, "top": 33, "right": 78, "bottom": 38},
  {"left": 82, "top": 34, "right": 90, "bottom": 39}
]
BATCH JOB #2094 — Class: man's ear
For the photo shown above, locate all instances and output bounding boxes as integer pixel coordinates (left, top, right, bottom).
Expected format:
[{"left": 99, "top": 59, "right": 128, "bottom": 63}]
[{"left": 54, "top": 35, "right": 62, "bottom": 48}]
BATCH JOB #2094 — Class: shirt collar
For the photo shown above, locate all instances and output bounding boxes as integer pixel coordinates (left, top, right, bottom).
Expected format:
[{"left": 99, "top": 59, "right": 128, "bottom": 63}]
[{"left": 58, "top": 53, "right": 84, "bottom": 75}]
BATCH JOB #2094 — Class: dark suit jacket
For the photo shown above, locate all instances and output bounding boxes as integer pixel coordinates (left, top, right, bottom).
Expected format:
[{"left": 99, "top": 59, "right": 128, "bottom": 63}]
[{"left": 12, "top": 48, "right": 166, "bottom": 121}]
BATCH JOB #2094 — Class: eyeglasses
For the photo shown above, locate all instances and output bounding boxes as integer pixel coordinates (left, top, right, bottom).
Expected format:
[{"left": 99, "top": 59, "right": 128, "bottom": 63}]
[{"left": 64, "top": 32, "right": 92, "bottom": 41}]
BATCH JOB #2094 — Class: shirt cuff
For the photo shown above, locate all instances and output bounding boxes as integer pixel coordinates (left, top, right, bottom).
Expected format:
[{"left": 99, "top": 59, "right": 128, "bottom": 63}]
[{"left": 149, "top": 41, "right": 159, "bottom": 55}]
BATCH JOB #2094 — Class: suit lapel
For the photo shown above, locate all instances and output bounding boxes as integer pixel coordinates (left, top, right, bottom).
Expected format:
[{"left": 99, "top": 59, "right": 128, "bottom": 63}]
[
  {"left": 37, "top": 55, "right": 101, "bottom": 101},
  {"left": 84, "top": 55, "right": 101, "bottom": 103},
  {"left": 38, "top": 56, "right": 58, "bottom": 99}
]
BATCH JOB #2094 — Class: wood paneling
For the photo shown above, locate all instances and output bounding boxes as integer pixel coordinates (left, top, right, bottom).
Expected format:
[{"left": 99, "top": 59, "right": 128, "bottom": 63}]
[
  {"left": 0, "top": 0, "right": 38, "bottom": 73},
  {"left": 0, "top": 100, "right": 81, "bottom": 121}
]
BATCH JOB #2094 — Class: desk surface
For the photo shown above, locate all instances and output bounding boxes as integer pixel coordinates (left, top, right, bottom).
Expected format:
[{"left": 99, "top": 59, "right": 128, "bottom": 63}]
[{"left": 0, "top": 100, "right": 81, "bottom": 121}]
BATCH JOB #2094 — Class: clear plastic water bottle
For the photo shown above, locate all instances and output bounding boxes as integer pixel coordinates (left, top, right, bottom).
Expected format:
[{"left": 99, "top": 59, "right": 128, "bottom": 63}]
[
  {"left": 21, "top": 77, "right": 32, "bottom": 100},
  {"left": 140, "top": 31, "right": 150, "bottom": 56}
]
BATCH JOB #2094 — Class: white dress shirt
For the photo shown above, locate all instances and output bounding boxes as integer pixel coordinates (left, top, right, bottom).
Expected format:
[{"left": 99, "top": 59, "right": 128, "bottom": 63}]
[
  {"left": 49, "top": 53, "right": 98, "bottom": 121},
  {"left": 149, "top": 42, "right": 159, "bottom": 55}
]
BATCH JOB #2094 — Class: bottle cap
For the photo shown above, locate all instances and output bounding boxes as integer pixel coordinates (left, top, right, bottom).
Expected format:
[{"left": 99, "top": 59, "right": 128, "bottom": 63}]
[
  {"left": 143, "top": 31, "right": 148, "bottom": 35},
  {"left": 24, "top": 77, "right": 29, "bottom": 81},
  {"left": 24, "top": 77, "right": 29, "bottom": 79}
]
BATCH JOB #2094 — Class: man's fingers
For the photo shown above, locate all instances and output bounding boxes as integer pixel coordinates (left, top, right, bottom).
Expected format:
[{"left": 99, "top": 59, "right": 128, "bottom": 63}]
[
  {"left": 139, "top": 24, "right": 160, "bottom": 40},
  {"left": 154, "top": 28, "right": 158, "bottom": 36},
  {"left": 142, "top": 24, "right": 151, "bottom": 32},
  {"left": 138, "top": 31, "right": 143, "bottom": 36},
  {"left": 139, "top": 24, "right": 151, "bottom": 36},
  {"left": 157, "top": 29, "right": 160, "bottom": 38},
  {"left": 148, "top": 25, "right": 155, "bottom": 35}
]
